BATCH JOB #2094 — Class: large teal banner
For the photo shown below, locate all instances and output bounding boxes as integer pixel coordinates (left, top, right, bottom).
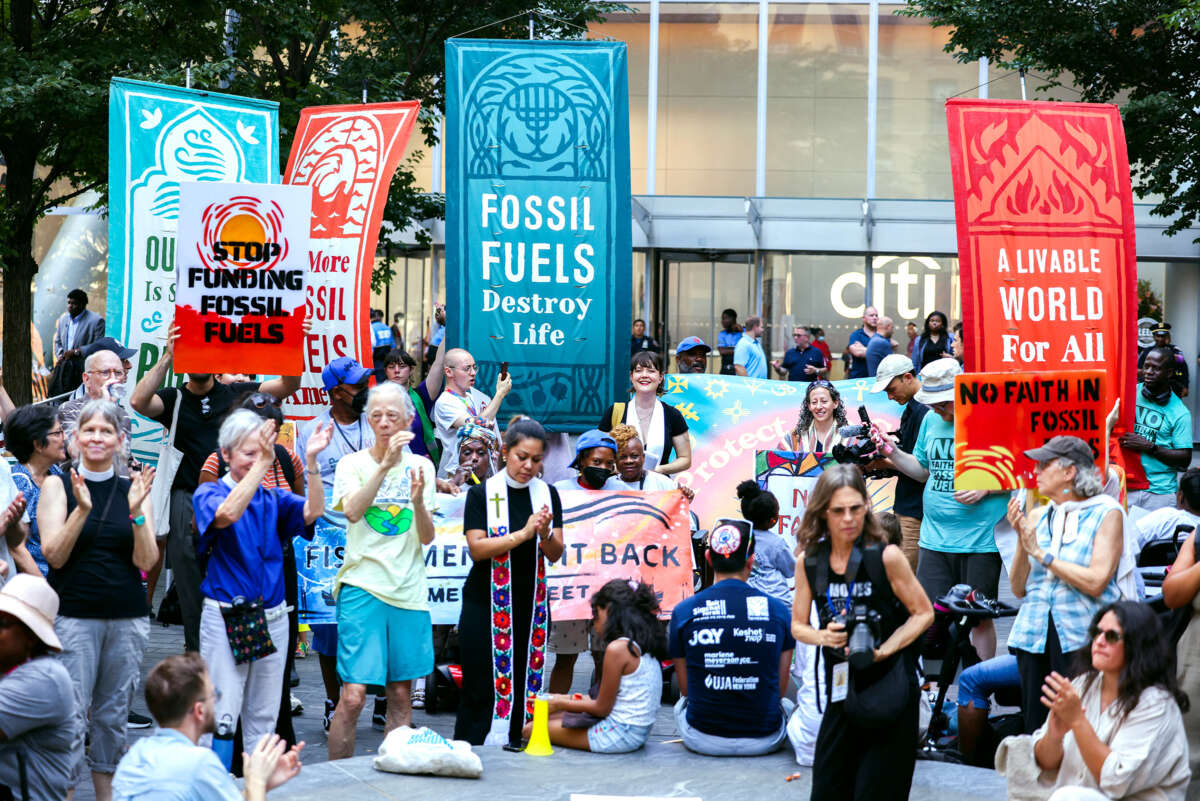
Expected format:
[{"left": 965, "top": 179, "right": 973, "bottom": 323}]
[
  {"left": 108, "top": 78, "right": 278, "bottom": 461},
  {"left": 445, "top": 39, "right": 632, "bottom": 431}
]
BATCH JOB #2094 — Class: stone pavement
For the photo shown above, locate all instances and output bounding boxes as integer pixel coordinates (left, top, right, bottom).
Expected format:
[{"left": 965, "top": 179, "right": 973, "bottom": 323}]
[{"left": 68, "top": 569, "right": 1021, "bottom": 801}]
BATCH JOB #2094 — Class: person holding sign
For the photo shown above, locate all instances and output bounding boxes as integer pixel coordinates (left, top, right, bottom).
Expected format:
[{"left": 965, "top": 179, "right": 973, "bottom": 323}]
[
  {"left": 1121, "top": 346, "right": 1193, "bottom": 514},
  {"left": 872, "top": 358, "right": 1009, "bottom": 662},
  {"left": 791, "top": 464, "right": 932, "bottom": 801},
  {"left": 453, "top": 417, "right": 565, "bottom": 747},
  {"left": 327, "top": 383, "right": 436, "bottom": 760},
  {"left": 1004, "top": 436, "right": 1123, "bottom": 735},
  {"left": 598, "top": 352, "right": 692, "bottom": 476},
  {"left": 191, "top": 411, "right": 328, "bottom": 770},
  {"left": 432, "top": 349, "right": 512, "bottom": 480}
]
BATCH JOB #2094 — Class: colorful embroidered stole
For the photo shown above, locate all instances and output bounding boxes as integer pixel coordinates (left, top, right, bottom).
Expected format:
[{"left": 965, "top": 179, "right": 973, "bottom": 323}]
[{"left": 483, "top": 471, "right": 551, "bottom": 746}]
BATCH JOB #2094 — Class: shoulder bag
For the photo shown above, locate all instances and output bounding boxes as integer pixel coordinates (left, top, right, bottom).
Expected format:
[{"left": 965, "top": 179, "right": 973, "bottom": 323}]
[{"left": 148, "top": 388, "right": 183, "bottom": 538}]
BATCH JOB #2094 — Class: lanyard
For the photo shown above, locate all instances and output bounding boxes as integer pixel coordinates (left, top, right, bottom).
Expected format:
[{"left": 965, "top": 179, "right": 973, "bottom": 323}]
[
  {"left": 445, "top": 388, "right": 478, "bottom": 418},
  {"left": 826, "top": 581, "right": 855, "bottom": 619},
  {"left": 333, "top": 418, "right": 363, "bottom": 454}
]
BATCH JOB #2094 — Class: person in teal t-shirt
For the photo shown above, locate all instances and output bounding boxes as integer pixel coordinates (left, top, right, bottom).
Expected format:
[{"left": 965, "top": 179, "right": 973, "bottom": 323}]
[
  {"left": 876, "top": 357, "right": 1009, "bottom": 660},
  {"left": 1121, "top": 347, "right": 1193, "bottom": 513}
]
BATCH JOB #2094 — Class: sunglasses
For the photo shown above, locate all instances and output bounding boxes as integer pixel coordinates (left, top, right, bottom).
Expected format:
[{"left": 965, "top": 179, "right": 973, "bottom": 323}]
[
  {"left": 246, "top": 392, "right": 282, "bottom": 408},
  {"left": 1090, "top": 626, "right": 1123, "bottom": 644}
]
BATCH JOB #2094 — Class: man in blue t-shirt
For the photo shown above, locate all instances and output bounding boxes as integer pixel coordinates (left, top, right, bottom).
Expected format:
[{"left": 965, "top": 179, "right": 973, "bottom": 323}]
[
  {"left": 369, "top": 309, "right": 395, "bottom": 381},
  {"left": 844, "top": 306, "right": 878, "bottom": 379},
  {"left": 668, "top": 518, "right": 795, "bottom": 755},
  {"left": 1122, "top": 346, "right": 1194, "bottom": 513},
  {"left": 881, "top": 357, "right": 1009, "bottom": 661},
  {"left": 865, "top": 316, "right": 895, "bottom": 376},
  {"left": 733, "top": 317, "right": 767, "bottom": 380},
  {"left": 771, "top": 326, "right": 826, "bottom": 382}
]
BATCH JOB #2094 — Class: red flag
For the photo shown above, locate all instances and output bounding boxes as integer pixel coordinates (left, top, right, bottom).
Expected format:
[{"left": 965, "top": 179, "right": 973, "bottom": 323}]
[
  {"left": 283, "top": 102, "right": 419, "bottom": 419},
  {"left": 946, "top": 99, "right": 1141, "bottom": 485}
]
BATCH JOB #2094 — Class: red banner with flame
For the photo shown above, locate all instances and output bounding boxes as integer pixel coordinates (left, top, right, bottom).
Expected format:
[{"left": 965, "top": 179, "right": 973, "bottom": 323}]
[
  {"left": 946, "top": 100, "right": 1141, "bottom": 484},
  {"left": 282, "top": 102, "right": 419, "bottom": 419}
]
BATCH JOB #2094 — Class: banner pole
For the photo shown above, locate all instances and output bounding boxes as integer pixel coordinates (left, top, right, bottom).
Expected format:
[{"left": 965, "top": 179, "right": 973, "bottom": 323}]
[
  {"left": 529, "top": 11, "right": 534, "bottom": 39},
  {"left": 1018, "top": 67, "right": 1027, "bottom": 101},
  {"left": 185, "top": 60, "right": 192, "bottom": 89},
  {"left": 361, "top": 78, "right": 368, "bottom": 104}
]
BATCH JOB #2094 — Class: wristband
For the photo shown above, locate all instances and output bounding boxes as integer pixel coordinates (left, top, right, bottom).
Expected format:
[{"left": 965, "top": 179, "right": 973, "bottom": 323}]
[
  {"left": 130, "top": 514, "right": 146, "bottom": 526},
  {"left": 307, "top": 467, "right": 321, "bottom": 475}
]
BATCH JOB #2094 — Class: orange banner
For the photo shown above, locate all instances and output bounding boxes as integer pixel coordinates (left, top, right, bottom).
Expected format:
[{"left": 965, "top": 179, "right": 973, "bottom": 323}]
[
  {"left": 946, "top": 100, "right": 1140, "bottom": 484},
  {"left": 282, "top": 102, "right": 419, "bottom": 418},
  {"left": 954, "top": 370, "right": 1106, "bottom": 490}
]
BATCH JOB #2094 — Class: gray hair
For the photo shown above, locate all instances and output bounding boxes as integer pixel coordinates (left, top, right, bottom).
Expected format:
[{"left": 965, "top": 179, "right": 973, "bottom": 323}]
[
  {"left": 218, "top": 409, "right": 265, "bottom": 453},
  {"left": 366, "top": 381, "right": 415, "bottom": 421},
  {"left": 1054, "top": 456, "right": 1103, "bottom": 498},
  {"left": 77, "top": 399, "right": 123, "bottom": 435}
]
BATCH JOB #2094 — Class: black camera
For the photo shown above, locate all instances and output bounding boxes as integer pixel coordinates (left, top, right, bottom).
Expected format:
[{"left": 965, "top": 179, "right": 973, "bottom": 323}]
[
  {"left": 838, "top": 602, "right": 882, "bottom": 670},
  {"left": 832, "top": 405, "right": 878, "bottom": 466}
]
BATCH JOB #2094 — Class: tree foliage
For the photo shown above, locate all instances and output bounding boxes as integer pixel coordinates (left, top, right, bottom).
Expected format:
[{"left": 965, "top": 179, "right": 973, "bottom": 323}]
[
  {"left": 0, "top": 0, "right": 619, "bottom": 403},
  {"left": 901, "top": 0, "right": 1200, "bottom": 239}
]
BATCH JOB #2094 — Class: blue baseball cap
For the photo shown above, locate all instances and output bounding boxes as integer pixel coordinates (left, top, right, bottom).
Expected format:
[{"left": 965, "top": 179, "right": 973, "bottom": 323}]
[
  {"left": 321, "top": 356, "right": 371, "bottom": 392},
  {"left": 675, "top": 336, "right": 711, "bottom": 355},
  {"left": 570, "top": 429, "right": 617, "bottom": 468}
]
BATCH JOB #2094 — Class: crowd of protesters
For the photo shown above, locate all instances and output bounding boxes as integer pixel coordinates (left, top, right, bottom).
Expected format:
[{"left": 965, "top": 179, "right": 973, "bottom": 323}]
[{"left": 1, "top": 287, "right": 1198, "bottom": 801}]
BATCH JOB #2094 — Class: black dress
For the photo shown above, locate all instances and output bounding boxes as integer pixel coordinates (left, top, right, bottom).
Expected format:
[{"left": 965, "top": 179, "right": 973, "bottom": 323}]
[{"left": 453, "top": 482, "right": 563, "bottom": 746}]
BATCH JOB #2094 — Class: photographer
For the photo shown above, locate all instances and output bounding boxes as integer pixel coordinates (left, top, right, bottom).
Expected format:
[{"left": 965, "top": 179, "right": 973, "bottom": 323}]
[
  {"left": 792, "top": 465, "right": 933, "bottom": 801},
  {"left": 871, "top": 358, "right": 1009, "bottom": 661},
  {"left": 869, "top": 355, "right": 929, "bottom": 571}
]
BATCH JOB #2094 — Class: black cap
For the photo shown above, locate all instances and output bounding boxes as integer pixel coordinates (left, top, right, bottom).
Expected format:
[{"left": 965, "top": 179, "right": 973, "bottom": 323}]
[
  {"left": 82, "top": 336, "right": 136, "bottom": 361},
  {"left": 1152, "top": 322, "right": 1172, "bottom": 335},
  {"left": 1023, "top": 435, "right": 1095, "bottom": 466}
]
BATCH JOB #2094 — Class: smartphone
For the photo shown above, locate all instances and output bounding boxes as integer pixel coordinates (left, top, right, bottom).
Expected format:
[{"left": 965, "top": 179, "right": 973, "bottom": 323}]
[{"left": 499, "top": 361, "right": 509, "bottom": 380}]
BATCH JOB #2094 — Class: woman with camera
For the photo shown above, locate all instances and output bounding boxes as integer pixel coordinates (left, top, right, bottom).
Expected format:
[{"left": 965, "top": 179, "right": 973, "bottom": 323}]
[{"left": 791, "top": 464, "right": 933, "bottom": 801}]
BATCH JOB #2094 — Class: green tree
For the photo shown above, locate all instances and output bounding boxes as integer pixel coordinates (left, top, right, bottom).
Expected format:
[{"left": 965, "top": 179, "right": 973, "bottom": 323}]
[
  {"left": 0, "top": 1, "right": 222, "bottom": 404},
  {"left": 218, "top": 0, "right": 620, "bottom": 289},
  {"left": 901, "top": 1, "right": 1200, "bottom": 238}
]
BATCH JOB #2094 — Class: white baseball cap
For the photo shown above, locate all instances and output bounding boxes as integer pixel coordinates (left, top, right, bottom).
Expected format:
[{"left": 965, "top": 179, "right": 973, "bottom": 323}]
[
  {"left": 0, "top": 574, "right": 63, "bottom": 651},
  {"left": 871, "top": 354, "right": 916, "bottom": 394}
]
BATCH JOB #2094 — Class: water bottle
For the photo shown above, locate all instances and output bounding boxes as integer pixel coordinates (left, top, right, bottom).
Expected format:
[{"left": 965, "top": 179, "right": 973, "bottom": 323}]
[
  {"left": 212, "top": 714, "right": 235, "bottom": 770},
  {"left": 107, "top": 382, "right": 126, "bottom": 403}
]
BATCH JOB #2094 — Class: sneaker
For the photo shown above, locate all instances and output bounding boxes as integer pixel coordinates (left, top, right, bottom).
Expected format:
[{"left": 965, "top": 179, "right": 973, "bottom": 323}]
[
  {"left": 290, "top": 694, "right": 303, "bottom": 716},
  {"left": 127, "top": 711, "right": 153, "bottom": 729},
  {"left": 323, "top": 698, "right": 335, "bottom": 733},
  {"left": 294, "top": 641, "right": 310, "bottom": 659},
  {"left": 411, "top": 678, "right": 425, "bottom": 710},
  {"left": 289, "top": 666, "right": 300, "bottom": 689},
  {"left": 372, "top": 696, "right": 386, "bottom": 731}
]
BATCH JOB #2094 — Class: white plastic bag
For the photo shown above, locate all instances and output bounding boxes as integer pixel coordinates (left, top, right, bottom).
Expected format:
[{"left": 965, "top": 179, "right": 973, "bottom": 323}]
[{"left": 372, "top": 726, "right": 483, "bottom": 779}]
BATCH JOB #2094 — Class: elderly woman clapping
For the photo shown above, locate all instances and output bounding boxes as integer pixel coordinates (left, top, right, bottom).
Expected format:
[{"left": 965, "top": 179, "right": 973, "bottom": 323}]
[
  {"left": 191, "top": 410, "right": 330, "bottom": 767},
  {"left": 1005, "top": 436, "right": 1125, "bottom": 735}
]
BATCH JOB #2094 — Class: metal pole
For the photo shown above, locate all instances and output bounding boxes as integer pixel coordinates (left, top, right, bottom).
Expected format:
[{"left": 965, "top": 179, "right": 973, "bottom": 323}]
[
  {"left": 978, "top": 56, "right": 988, "bottom": 99},
  {"left": 865, "top": 0, "right": 878, "bottom": 200},
  {"left": 1019, "top": 67, "right": 1027, "bottom": 100},
  {"left": 646, "top": 0, "right": 660, "bottom": 195},
  {"left": 186, "top": 60, "right": 192, "bottom": 89},
  {"left": 361, "top": 78, "right": 367, "bottom": 104},
  {"left": 529, "top": 11, "right": 534, "bottom": 39},
  {"left": 754, "top": 0, "right": 768, "bottom": 197}
]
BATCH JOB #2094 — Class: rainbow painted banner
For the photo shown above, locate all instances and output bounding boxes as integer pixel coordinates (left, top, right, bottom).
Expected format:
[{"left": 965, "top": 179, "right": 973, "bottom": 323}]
[{"left": 658, "top": 374, "right": 903, "bottom": 527}]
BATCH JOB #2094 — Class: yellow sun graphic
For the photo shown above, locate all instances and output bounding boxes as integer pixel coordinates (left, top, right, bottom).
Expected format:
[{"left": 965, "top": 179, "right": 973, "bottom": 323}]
[{"left": 955, "top": 446, "right": 1019, "bottom": 490}]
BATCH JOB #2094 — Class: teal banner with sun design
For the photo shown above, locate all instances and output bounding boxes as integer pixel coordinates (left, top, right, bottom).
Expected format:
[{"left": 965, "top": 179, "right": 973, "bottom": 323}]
[{"left": 445, "top": 39, "right": 632, "bottom": 431}]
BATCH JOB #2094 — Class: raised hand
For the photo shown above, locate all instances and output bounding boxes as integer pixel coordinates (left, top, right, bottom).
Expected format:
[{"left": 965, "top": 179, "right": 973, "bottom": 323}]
[
  {"left": 244, "top": 734, "right": 287, "bottom": 793},
  {"left": 267, "top": 741, "right": 305, "bottom": 790},
  {"left": 69, "top": 469, "right": 93, "bottom": 512},
  {"left": 380, "top": 431, "right": 411, "bottom": 469},
  {"left": 162, "top": 322, "right": 181, "bottom": 360},
  {"left": 305, "top": 422, "right": 333, "bottom": 463},
  {"left": 409, "top": 467, "right": 426, "bottom": 507},
  {"left": 0, "top": 493, "right": 26, "bottom": 533},
  {"left": 255, "top": 420, "right": 278, "bottom": 464},
  {"left": 127, "top": 466, "right": 156, "bottom": 514},
  {"left": 496, "top": 371, "right": 513, "bottom": 397}
]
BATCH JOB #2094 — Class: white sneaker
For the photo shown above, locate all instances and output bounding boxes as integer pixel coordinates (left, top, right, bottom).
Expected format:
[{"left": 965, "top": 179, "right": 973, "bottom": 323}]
[{"left": 290, "top": 694, "right": 303, "bottom": 716}]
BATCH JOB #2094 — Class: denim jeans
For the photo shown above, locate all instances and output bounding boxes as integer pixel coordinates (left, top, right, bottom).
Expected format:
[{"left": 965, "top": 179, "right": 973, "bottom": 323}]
[{"left": 955, "top": 654, "right": 1020, "bottom": 711}]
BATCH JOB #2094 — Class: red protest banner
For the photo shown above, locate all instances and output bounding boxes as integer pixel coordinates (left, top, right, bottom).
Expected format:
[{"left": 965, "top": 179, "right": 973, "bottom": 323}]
[
  {"left": 953, "top": 370, "right": 1107, "bottom": 490},
  {"left": 283, "top": 102, "right": 419, "bottom": 418},
  {"left": 946, "top": 100, "right": 1140, "bottom": 484}
]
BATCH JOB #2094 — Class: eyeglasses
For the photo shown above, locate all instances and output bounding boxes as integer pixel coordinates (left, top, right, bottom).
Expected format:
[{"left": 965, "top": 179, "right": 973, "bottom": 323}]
[
  {"left": 452, "top": 364, "right": 478, "bottom": 373},
  {"left": 88, "top": 369, "right": 126, "bottom": 380},
  {"left": 45, "top": 429, "right": 65, "bottom": 439},
  {"left": 1090, "top": 626, "right": 1123, "bottom": 644}
]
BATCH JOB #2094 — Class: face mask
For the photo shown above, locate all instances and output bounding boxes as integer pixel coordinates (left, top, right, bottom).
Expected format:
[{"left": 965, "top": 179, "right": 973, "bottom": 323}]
[
  {"left": 349, "top": 386, "right": 369, "bottom": 416},
  {"left": 581, "top": 466, "right": 614, "bottom": 489}
]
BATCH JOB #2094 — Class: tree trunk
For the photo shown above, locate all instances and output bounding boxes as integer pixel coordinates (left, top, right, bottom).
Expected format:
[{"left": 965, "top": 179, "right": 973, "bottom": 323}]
[{"left": 3, "top": 250, "right": 35, "bottom": 407}]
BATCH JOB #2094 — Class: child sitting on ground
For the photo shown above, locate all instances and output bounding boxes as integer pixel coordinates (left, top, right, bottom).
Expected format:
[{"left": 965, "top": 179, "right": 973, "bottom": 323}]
[
  {"left": 736, "top": 480, "right": 794, "bottom": 605},
  {"left": 525, "top": 579, "right": 666, "bottom": 753}
]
